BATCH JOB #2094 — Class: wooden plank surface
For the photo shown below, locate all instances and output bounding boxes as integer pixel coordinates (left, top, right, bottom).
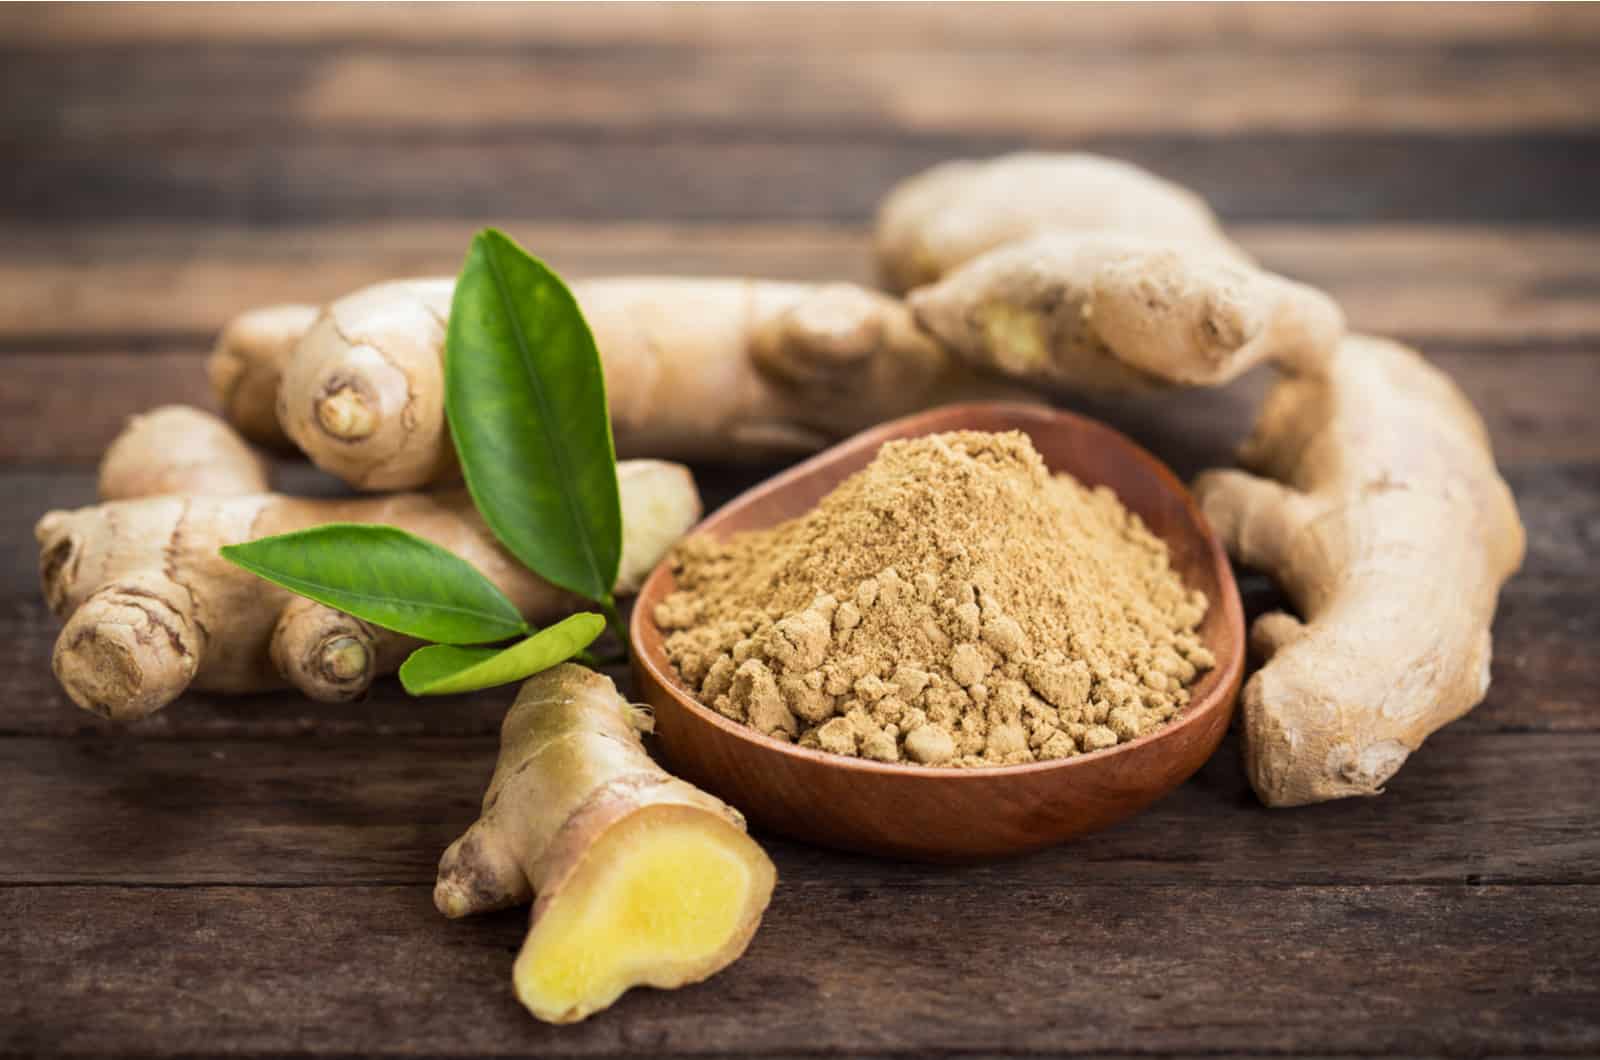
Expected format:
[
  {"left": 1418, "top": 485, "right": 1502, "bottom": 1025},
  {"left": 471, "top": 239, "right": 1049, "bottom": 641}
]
[
  {"left": 9, "top": 130, "right": 1597, "bottom": 225},
  {"left": 3, "top": 3, "right": 1597, "bottom": 1056},
  {"left": 5, "top": 884, "right": 1597, "bottom": 1057},
  {"left": 3, "top": 728, "right": 1598, "bottom": 886},
  {"left": 11, "top": 3, "right": 1599, "bottom": 47},
  {"left": 10, "top": 37, "right": 1600, "bottom": 137}
]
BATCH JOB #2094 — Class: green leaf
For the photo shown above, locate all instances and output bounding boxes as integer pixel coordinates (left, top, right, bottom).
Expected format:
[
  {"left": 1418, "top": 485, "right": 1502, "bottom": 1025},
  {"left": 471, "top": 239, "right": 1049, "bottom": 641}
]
[
  {"left": 220, "top": 524, "right": 529, "bottom": 645},
  {"left": 445, "top": 229, "right": 622, "bottom": 604},
  {"left": 398, "top": 612, "right": 606, "bottom": 695}
]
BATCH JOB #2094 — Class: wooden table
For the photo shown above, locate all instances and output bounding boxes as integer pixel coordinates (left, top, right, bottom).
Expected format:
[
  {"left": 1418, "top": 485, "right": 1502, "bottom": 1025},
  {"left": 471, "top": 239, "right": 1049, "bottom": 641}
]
[{"left": 4, "top": 4, "right": 1597, "bottom": 1056}]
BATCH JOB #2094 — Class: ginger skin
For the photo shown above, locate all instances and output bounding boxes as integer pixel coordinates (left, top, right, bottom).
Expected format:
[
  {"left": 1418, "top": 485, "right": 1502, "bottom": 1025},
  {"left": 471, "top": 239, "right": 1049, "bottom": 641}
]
[
  {"left": 875, "top": 153, "right": 1343, "bottom": 392},
  {"left": 909, "top": 234, "right": 1345, "bottom": 392},
  {"left": 1194, "top": 336, "right": 1525, "bottom": 806},
  {"left": 100, "top": 405, "right": 271, "bottom": 501},
  {"left": 276, "top": 279, "right": 458, "bottom": 490},
  {"left": 39, "top": 409, "right": 701, "bottom": 720},
  {"left": 437, "top": 665, "right": 775, "bottom": 1023},
  {"left": 243, "top": 276, "right": 1026, "bottom": 490},
  {"left": 874, "top": 151, "right": 1247, "bottom": 293},
  {"left": 208, "top": 303, "right": 320, "bottom": 450}
]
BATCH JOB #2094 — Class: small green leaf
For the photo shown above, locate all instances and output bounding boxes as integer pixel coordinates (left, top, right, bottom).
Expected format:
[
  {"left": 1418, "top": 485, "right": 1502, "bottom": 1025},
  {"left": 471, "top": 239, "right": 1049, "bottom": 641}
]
[
  {"left": 221, "top": 524, "right": 529, "bottom": 645},
  {"left": 445, "top": 229, "right": 622, "bottom": 604},
  {"left": 398, "top": 612, "right": 606, "bottom": 695}
]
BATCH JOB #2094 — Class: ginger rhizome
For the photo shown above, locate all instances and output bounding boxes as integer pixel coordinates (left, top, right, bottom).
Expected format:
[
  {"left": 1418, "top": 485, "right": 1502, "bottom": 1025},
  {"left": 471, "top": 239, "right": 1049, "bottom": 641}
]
[
  {"left": 235, "top": 277, "right": 1025, "bottom": 491},
  {"left": 436, "top": 664, "right": 776, "bottom": 1023},
  {"left": 656, "top": 431, "right": 1214, "bottom": 766},
  {"left": 208, "top": 303, "right": 320, "bottom": 450},
  {"left": 38, "top": 408, "right": 701, "bottom": 720},
  {"left": 908, "top": 234, "right": 1344, "bottom": 392},
  {"left": 874, "top": 151, "right": 1247, "bottom": 293},
  {"left": 99, "top": 405, "right": 271, "bottom": 501},
  {"left": 1194, "top": 336, "right": 1525, "bottom": 806},
  {"left": 277, "top": 278, "right": 458, "bottom": 490},
  {"left": 875, "top": 153, "right": 1344, "bottom": 393}
]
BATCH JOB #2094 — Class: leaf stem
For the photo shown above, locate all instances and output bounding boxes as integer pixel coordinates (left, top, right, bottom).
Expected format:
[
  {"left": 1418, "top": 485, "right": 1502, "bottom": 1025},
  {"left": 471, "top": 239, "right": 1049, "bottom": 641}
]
[{"left": 600, "top": 597, "right": 629, "bottom": 661}]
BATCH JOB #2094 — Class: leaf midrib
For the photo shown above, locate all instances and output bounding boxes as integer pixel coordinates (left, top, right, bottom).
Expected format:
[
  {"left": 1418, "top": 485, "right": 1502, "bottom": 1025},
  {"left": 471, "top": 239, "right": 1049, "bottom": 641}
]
[
  {"left": 229, "top": 560, "right": 524, "bottom": 629},
  {"left": 483, "top": 237, "right": 607, "bottom": 602}
]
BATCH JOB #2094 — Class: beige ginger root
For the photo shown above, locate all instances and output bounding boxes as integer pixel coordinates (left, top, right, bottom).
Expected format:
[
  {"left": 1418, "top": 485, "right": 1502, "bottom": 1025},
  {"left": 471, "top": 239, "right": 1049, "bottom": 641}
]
[
  {"left": 277, "top": 279, "right": 457, "bottom": 489},
  {"left": 208, "top": 303, "right": 320, "bottom": 449},
  {"left": 39, "top": 409, "right": 702, "bottom": 719},
  {"left": 246, "top": 276, "right": 1024, "bottom": 490},
  {"left": 909, "top": 233, "right": 1345, "bottom": 392},
  {"left": 100, "top": 405, "right": 271, "bottom": 501},
  {"left": 873, "top": 153, "right": 1343, "bottom": 392},
  {"left": 1193, "top": 336, "right": 1525, "bottom": 806},
  {"left": 436, "top": 664, "right": 775, "bottom": 1023},
  {"left": 874, "top": 151, "right": 1247, "bottom": 293}
]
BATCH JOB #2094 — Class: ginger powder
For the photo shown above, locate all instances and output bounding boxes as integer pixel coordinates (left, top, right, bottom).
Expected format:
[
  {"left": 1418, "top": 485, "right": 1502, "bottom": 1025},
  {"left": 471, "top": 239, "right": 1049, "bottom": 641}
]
[{"left": 655, "top": 430, "right": 1214, "bottom": 767}]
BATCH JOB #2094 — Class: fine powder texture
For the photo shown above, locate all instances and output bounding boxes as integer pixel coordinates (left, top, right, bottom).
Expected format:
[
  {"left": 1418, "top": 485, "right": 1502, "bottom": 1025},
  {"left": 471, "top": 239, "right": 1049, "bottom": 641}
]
[{"left": 655, "top": 431, "right": 1215, "bottom": 767}]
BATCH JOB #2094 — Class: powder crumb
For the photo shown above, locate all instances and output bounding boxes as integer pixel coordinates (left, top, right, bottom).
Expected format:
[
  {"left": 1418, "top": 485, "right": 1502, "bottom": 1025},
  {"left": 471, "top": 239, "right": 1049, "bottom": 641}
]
[
  {"left": 656, "top": 430, "right": 1214, "bottom": 767},
  {"left": 904, "top": 724, "right": 956, "bottom": 765}
]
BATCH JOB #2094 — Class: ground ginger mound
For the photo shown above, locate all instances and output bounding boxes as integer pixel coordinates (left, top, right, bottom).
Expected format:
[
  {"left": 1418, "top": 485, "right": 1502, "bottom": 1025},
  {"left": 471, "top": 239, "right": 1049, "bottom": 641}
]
[{"left": 655, "top": 431, "right": 1216, "bottom": 767}]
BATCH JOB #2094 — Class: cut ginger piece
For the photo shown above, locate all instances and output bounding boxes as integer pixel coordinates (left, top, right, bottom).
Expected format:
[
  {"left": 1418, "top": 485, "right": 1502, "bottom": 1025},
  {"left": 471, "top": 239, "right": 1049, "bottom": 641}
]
[
  {"left": 435, "top": 664, "right": 777, "bottom": 1024},
  {"left": 515, "top": 804, "right": 772, "bottom": 1022}
]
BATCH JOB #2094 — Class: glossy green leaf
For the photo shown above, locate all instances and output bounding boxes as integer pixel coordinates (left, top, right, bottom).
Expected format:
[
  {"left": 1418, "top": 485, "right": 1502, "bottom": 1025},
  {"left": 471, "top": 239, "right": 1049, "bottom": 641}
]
[
  {"left": 220, "top": 524, "right": 529, "bottom": 645},
  {"left": 445, "top": 229, "right": 622, "bottom": 604},
  {"left": 398, "top": 612, "right": 606, "bottom": 695}
]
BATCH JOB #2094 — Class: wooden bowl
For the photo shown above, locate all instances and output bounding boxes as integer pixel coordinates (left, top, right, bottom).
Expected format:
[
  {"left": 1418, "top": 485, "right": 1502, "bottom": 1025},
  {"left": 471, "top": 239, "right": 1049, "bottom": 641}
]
[{"left": 631, "top": 402, "right": 1245, "bottom": 860}]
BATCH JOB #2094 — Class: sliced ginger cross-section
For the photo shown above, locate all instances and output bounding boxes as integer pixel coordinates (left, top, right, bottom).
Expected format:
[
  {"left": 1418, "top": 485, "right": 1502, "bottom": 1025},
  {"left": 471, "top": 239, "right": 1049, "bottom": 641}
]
[{"left": 515, "top": 804, "right": 770, "bottom": 1022}]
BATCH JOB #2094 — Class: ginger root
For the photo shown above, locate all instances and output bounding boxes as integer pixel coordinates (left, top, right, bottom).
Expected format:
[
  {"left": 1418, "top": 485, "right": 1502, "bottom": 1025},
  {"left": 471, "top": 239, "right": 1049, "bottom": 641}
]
[
  {"left": 240, "top": 276, "right": 1025, "bottom": 490},
  {"left": 874, "top": 151, "right": 1247, "bottom": 293},
  {"left": 875, "top": 153, "right": 1344, "bottom": 392},
  {"left": 1193, "top": 336, "right": 1525, "bottom": 806},
  {"left": 276, "top": 279, "right": 458, "bottom": 489},
  {"left": 436, "top": 664, "right": 775, "bottom": 1023},
  {"left": 908, "top": 233, "right": 1344, "bottom": 392},
  {"left": 39, "top": 409, "right": 701, "bottom": 719},
  {"left": 207, "top": 303, "right": 320, "bottom": 449},
  {"left": 100, "top": 405, "right": 270, "bottom": 501}
]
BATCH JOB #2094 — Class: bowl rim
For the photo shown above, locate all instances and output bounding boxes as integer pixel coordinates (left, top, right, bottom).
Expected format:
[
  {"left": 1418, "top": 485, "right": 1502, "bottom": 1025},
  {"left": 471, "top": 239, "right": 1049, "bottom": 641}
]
[{"left": 630, "top": 400, "right": 1246, "bottom": 781}]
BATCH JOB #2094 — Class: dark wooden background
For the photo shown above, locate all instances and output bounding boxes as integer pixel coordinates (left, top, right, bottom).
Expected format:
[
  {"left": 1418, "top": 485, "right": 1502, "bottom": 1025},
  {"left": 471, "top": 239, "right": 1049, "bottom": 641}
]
[{"left": 3, "top": 4, "right": 1597, "bottom": 1056}]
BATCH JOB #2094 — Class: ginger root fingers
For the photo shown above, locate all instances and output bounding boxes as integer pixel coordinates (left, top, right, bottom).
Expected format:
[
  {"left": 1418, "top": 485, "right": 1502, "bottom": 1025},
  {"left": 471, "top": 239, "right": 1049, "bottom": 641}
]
[
  {"left": 227, "top": 276, "right": 1025, "bottom": 490},
  {"left": 1193, "top": 336, "right": 1525, "bottom": 806},
  {"left": 41, "top": 409, "right": 701, "bottom": 719},
  {"left": 874, "top": 151, "right": 1247, "bottom": 293},
  {"left": 207, "top": 303, "right": 320, "bottom": 450},
  {"left": 909, "top": 234, "right": 1344, "bottom": 392}
]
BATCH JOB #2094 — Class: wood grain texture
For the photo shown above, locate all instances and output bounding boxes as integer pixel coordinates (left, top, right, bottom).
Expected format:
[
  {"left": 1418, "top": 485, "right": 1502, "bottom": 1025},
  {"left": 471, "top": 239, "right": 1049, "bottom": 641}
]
[
  {"left": 7, "top": 38, "right": 1599, "bottom": 139},
  {"left": 8, "top": 130, "right": 1598, "bottom": 226},
  {"left": 4, "top": 883, "right": 1596, "bottom": 1056},
  {"left": 2, "top": 727, "right": 1596, "bottom": 887},
  {"left": 9, "top": 3, "right": 1598, "bottom": 47}
]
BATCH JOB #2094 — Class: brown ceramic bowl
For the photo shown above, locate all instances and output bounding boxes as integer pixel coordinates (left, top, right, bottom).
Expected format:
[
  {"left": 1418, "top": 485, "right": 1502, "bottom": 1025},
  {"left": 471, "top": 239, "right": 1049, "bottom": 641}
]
[{"left": 631, "top": 402, "right": 1244, "bottom": 860}]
